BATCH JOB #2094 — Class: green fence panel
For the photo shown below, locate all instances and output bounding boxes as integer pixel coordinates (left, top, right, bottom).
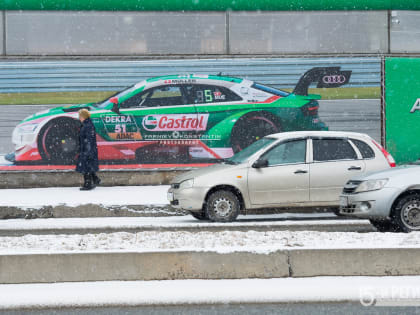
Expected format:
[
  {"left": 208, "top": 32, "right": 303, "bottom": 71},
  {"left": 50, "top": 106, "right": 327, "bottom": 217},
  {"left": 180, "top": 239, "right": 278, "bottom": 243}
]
[
  {"left": 2, "top": 0, "right": 420, "bottom": 11},
  {"left": 385, "top": 57, "right": 420, "bottom": 164}
]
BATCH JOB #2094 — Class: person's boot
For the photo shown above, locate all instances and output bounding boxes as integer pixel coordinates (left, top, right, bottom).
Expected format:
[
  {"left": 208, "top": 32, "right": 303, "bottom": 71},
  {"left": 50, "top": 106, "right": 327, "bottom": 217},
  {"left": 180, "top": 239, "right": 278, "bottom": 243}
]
[
  {"left": 92, "top": 173, "right": 101, "bottom": 186},
  {"left": 80, "top": 174, "right": 95, "bottom": 191}
]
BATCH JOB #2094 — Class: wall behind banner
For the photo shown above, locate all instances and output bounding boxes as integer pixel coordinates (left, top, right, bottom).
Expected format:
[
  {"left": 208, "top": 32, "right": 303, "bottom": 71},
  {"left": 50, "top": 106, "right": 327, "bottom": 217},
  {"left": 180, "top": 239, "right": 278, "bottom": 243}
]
[
  {"left": 1, "top": 10, "right": 420, "bottom": 56},
  {"left": 0, "top": 10, "right": 420, "bottom": 57},
  {"left": 385, "top": 58, "right": 420, "bottom": 164}
]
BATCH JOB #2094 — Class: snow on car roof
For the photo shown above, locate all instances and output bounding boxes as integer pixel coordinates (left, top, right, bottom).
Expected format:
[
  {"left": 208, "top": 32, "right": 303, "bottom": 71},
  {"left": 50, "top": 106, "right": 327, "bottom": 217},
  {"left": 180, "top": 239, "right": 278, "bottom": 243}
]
[{"left": 267, "top": 130, "right": 372, "bottom": 140}]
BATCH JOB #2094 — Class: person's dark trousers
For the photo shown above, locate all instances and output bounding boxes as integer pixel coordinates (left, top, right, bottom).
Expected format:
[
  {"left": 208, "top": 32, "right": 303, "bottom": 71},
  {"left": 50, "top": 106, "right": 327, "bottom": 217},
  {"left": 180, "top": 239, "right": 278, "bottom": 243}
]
[
  {"left": 92, "top": 172, "right": 101, "bottom": 186},
  {"left": 80, "top": 173, "right": 95, "bottom": 191}
]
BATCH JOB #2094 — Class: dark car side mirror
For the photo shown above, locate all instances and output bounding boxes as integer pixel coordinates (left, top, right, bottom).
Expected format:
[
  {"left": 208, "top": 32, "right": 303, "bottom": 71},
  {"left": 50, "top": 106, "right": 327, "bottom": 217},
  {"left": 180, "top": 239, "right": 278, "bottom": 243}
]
[
  {"left": 110, "top": 97, "right": 121, "bottom": 114},
  {"left": 252, "top": 158, "right": 268, "bottom": 168}
]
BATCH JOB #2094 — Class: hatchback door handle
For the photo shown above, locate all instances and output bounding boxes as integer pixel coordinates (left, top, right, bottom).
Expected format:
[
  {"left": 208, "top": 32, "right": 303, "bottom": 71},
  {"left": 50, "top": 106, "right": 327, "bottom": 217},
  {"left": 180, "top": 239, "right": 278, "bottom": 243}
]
[
  {"left": 294, "top": 169, "right": 308, "bottom": 174},
  {"left": 348, "top": 166, "right": 362, "bottom": 171}
]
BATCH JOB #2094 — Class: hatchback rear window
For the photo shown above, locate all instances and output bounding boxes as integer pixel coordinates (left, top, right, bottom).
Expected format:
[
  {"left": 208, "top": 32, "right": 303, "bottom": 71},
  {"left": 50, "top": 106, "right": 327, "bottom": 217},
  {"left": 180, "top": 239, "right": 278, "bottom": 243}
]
[{"left": 350, "top": 139, "right": 375, "bottom": 159}]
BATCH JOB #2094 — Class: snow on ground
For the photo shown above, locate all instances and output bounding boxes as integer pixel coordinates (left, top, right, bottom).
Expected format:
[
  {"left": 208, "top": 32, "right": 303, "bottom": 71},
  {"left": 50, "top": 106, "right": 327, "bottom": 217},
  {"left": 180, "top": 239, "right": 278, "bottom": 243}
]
[
  {"left": 0, "top": 213, "right": 352, "bottom": 231},
  {"left": 1, "top": 276, "right": 420, "bottom": 308},
  {"left": 0, "top": 229, "right": 419, "bottom": 254},
  {"left": 0, "top": 186, "right": 170, "bottom": 208}
]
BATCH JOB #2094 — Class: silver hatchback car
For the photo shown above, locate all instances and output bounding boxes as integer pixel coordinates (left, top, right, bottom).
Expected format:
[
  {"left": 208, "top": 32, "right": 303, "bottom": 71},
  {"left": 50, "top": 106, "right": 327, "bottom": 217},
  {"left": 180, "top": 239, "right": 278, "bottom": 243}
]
[
  {"left": 168, "top": 131, "right": 395, "bottom": 222},
  {"left": 340, "top": 165, "right": 420, "bottom": 232}
]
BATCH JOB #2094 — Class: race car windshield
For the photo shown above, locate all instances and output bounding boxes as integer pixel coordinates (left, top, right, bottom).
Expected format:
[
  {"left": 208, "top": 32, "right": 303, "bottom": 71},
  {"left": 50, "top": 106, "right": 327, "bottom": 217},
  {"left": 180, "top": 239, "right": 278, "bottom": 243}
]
[
  {"left": 227, "top": 137, "right": 277, "bottom": 164},
  {"left": 252, "top": 83, "right": 289, "bottom": 97},
  {"left": 93, "top": 84, "right": 139, "bottom": 108}
]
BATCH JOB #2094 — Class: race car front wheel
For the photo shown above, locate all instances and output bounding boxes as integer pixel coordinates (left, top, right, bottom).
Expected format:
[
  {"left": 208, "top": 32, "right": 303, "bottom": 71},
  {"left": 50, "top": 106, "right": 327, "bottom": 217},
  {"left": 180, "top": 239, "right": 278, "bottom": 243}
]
[
  {"left": 38, "top": 118, "right": 80, "bottom": 164},
  {"left": 231, "top": 113, "right": 280, "bottom": 153}
]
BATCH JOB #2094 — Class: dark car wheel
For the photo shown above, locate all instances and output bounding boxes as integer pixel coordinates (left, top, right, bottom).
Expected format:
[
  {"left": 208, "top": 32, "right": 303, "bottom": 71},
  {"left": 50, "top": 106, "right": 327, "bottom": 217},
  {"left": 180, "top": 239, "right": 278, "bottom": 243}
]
[
  {"left": 231, "top": 113, "right": 280, "bottom": 153},
  {"left": 369, "top": 219, "right": 402, "bottom": 232},
  {"left": 391, "top": 193, "right": 420, "bottom": 233},
  {"left": 38, "top": 118, "right": 80, "bottom": 164},
  {"left": 205, "top": 190, "right": 240, "bottom": 222},
  {"left": 189, "top": 210, "right": 208, "bottom": 221}
]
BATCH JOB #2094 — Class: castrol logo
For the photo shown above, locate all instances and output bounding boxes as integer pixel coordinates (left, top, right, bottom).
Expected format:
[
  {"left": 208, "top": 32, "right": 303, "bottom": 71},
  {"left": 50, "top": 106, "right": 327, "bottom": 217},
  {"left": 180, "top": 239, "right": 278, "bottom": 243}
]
[{"left": 142, "top": 114, "right": 209, "bottom": 131}]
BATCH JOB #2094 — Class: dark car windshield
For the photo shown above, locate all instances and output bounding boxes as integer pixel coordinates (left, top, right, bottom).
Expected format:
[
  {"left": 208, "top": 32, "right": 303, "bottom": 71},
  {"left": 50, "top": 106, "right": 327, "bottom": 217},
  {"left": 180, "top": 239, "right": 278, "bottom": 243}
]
[
  {"left": 227, "top": 137, "right": 277, "bottom": 164},
  {"left": 93, "top": 84, "right": 138, "bottom": 108},
  {"left": 251, "top": 83, "right": 289, "bottom": 97}
]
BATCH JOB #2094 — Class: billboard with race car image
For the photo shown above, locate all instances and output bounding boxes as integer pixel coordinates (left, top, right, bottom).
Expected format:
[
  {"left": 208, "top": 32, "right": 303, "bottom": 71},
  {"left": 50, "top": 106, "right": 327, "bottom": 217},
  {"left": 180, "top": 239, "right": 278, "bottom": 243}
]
[{"left": 4, "top": 66, "right": 355, "bottom": 166}]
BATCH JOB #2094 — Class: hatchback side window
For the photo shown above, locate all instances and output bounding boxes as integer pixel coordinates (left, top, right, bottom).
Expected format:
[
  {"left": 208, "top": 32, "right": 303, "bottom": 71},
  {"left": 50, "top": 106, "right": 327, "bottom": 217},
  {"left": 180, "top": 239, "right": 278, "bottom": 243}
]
[
  {"left": 120, "top": 85, "right": 186, "bottom": 108},
  {"left": 313, "top": 139, "right": 357, "bottom": 162},
  {"left": 350, "top": 139, "right": 375, "bottom": 159},
  {"left": 261, "top": 140, "right": 306, "bottom": 166}
]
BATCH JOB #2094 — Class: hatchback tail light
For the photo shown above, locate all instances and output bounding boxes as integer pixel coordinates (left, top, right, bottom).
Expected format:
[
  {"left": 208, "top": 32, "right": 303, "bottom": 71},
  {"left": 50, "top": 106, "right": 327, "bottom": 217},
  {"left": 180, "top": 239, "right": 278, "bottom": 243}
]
[
  {"left": 301, "top": 101, "right": 319, "bottom": 116},
  {"left": 372, "top": 140, "right": 396, "bottom": 167}
]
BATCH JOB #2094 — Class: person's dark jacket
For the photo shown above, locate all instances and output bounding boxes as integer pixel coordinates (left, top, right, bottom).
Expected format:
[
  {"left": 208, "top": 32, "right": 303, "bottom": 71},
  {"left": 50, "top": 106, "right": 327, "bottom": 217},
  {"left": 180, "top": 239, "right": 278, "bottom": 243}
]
[{"left": 76, "top": 118, "right": 99, "bottom": 174}]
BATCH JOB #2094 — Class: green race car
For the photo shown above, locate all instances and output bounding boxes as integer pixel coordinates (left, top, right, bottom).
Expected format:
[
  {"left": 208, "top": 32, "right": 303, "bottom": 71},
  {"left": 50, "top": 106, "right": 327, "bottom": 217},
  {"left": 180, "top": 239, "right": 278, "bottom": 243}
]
[{"left": 8, "top": 67, "right": 351, "bottom": 164}]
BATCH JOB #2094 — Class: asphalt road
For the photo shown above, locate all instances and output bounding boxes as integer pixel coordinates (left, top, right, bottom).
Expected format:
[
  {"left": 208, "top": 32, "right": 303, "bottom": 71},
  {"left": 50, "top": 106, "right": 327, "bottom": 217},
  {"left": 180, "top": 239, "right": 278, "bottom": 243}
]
[
  {"left": 0, "top": 99, "right": 381, "bottom": 155},
  {"left": 0, "top": 303, "right": 416, "bottom": 315},
  {"left": 0, "top": 104, "right": 58, "bottom": 154}
]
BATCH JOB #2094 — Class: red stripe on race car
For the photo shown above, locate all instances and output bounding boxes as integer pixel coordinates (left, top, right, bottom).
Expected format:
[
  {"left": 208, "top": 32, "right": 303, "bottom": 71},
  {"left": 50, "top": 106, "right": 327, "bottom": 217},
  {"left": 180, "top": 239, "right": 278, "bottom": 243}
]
[
  {"left": 261, "top": 95, "right": 281, "bottom": 103},
  {"left": 0, "top": 163, "right": 215, "bottom": 171},
  {"left": 197, "top": 141, "right": 222, "bottom": 159},
  {"left": 240, "top": 95, "right": 281, "bottom": 105},
  {"left": 14, "top": 148, "right": 42, "bottom": 162}
]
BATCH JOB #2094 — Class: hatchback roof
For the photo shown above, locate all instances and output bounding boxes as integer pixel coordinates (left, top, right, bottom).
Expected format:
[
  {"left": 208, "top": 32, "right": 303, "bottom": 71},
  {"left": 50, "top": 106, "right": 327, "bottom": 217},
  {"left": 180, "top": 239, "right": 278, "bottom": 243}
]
[{"left": 267, "top": 130, "right": 372, "bottom": 140}]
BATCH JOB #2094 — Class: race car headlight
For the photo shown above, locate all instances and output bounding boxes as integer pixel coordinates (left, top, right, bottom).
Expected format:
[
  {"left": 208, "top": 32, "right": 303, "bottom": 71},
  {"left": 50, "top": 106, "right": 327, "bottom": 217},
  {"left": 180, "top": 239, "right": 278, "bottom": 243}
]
[
  {"left": 17, "top": 123, "right": 39, "bottom": 133},
  {"left": 179, "top": 179, "right": 194, "bottom": 189},
  {"left": 354, "top": 179, "right": 388, "bottom": 193}
]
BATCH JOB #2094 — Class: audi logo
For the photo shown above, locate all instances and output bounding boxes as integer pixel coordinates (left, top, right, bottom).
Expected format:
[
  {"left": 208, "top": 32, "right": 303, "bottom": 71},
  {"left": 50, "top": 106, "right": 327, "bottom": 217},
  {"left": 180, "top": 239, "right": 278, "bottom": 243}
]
[{"left": 322, "top": 75, "right": 347, "bottom": 84}]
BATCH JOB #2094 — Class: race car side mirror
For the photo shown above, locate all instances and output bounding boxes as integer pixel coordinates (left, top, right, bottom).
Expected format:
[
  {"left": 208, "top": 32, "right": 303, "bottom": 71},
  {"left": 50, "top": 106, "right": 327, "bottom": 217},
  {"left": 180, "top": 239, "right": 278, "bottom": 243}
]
[
  {"left": 110, "top": 97, "right": 121, "bottom": 114},
  {"left": 252, "top": 158, "right": 268, "bottom": 168}
]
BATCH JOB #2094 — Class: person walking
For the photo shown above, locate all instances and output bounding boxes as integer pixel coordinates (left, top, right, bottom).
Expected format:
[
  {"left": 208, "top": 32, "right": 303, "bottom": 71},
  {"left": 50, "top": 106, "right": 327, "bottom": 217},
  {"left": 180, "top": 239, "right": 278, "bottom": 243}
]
[{"left": 76, "top": 109, "right": 100, "bottom": 190}]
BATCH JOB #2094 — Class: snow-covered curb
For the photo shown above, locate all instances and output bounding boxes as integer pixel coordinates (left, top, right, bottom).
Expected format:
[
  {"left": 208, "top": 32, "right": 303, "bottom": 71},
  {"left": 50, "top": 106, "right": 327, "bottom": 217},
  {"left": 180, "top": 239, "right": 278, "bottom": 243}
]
[
  {"left": 1, "top": 276, "right": 420, "bottom": 309},
  {"left": 0, "top": 214, "right": 364, "bottom": 231},
  {"left": 0, "top": 230, "right": 419, "bottom": 254}
]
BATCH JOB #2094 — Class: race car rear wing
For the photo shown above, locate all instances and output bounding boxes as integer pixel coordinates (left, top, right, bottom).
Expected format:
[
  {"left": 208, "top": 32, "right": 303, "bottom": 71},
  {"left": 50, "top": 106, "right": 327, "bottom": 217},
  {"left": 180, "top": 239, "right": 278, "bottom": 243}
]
[{"left": 293, "top": 67, "right": 352, "bottom": 96}]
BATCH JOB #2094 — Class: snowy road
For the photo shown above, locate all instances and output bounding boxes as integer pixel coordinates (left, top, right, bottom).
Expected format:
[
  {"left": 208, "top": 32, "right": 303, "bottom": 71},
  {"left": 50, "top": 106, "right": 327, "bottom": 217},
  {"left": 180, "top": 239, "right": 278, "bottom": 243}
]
[
  {"left": 0, "top": 185, "right": 372, "bottom": 234},
  {"left": 0, "top": 215, "right": 373, "bottom": 236},
  {"left": 2, "top": 303, "right": 412, "bottom": 315},
  {"left": 1, "top": 225, "right": 419, "bottom": 254}
]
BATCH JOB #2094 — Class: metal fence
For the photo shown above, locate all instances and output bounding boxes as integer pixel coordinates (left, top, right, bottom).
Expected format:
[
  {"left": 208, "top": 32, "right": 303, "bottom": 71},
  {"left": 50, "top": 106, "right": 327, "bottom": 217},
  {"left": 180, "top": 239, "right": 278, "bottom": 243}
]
[{"left": 0, "top": 57, "right": 381, "bottom": 93}]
